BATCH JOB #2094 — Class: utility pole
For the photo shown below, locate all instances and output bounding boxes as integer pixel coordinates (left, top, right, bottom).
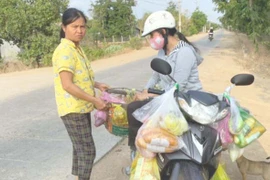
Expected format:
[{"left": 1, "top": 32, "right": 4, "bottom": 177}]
[
  {"left": 178, "top": 0, "right": 181, "bottom": 32},
  {"left": 195, "top": 0, "right": 198, "bottom": 8}
]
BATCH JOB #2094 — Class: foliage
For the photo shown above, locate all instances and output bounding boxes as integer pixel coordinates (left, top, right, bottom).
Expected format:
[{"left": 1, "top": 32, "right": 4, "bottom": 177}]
[
  {"left": 187, "top": 25, "right": 198, "bottom": 35},
  {"left": 191, "top": 9, "right": 208, "bottom": 33},
  {"left": 83, "top": 47, "right": 105, "bottom": 61},
  {"left": 165, "top": 1, "right": 204, "bottom": 36},
  {"left": 129, "top": 37, "right": 142, "bottom": 50},
  {"left": 212, "top": 0, "right": 270, "bottom": 44},
  {"left": 82, "top": 36, "right": 143, "bottom": 61},
  {"left": 90, "top": 0, "right": 136, "bottom": 38},
  {"left": 104, "top": 45, "right": 124, "bottom": 55},
  {"left": 137, "top": 12, "right": 151, "bottom": 35},
  {"left": 166, "top": 1, "right": 179, "bottom": 29},
  {"left": 83, "top": 44, "right": 126, "bottom": 61},
  {"left": 0, "top": 0, "right": 68, "bottom": 66}
]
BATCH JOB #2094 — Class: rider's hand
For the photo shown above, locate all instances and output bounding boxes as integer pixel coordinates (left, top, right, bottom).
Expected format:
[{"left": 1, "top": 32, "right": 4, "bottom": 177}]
[
  {"left": 142, "top": 89, "right": 148, "bottom": 94},
  {"left": 135, "top": 92, "right": 149, "bottom": 101}
]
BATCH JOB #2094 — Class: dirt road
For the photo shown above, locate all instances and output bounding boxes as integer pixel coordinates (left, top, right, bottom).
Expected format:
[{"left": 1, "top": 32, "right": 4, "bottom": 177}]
[{"left": 90, "top": 31, "right": 270, "bottom": 180}]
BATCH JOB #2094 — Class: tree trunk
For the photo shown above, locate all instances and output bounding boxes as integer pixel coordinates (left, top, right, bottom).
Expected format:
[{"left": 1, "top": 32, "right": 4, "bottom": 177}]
[{"left": 249, "top": 0, "right": 253, "bottom": 7}]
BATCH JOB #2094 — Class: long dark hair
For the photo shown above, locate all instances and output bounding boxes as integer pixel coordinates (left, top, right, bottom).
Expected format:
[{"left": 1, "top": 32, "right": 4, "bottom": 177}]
[
  {"left": 157, "top": 28, "right": 199, "bottom": 53},
  {"left": 60, "top": 8, "right": 87, "bottom": 39}
]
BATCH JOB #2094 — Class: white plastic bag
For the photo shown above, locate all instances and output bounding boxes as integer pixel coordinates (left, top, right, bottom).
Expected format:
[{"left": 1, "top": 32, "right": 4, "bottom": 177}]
[
  {"left": 178, "top": 98, "right": 221, "bottom": 124},
  {"left": 228, "top": 97, "right": 244, "bottom": 134},
  {"left": 178, "top": 92, "right": 229, "bottom": 125},
  {"left": 228, "top": 143, "right": 244, "bottom": 162},
  {"left": 133, "top": 86, "right": 189, "bottom": 158},
  {"left": 133, "top": 86, "right": 189, "bottom": 136}
]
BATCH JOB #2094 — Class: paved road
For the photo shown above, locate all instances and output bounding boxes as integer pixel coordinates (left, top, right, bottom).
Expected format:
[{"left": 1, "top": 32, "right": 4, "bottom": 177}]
[{"left": 0, "top": 31, "right": 224, "bottom": 180}]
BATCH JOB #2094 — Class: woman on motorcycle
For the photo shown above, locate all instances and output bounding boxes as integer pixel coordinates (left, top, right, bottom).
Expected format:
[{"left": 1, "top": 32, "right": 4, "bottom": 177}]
[
  {"left": 208, "top": 27, "right": 214, "bottom": 40},
  {"left": 127, "top": 10, "right": 204, "bottom": 160}
]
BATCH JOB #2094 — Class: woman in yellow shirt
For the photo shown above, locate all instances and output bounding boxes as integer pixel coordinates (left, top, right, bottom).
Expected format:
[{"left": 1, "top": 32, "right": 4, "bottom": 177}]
[{"left": 52, "top": 8, "right": 109, "bottom": 180}]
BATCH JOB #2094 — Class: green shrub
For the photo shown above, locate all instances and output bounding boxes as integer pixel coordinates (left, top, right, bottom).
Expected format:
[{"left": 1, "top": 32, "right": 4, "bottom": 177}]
[
  {"left": 83, "top": 47, "right": 105, "bottom": 61},
  {"left": 104, "top": 45, "right": 124, "bottom": 55},
  {"left": 187, "top": 25, "right": 198, "bottom": 36},
  {"left": 129, "top": 37, "right": 143, "bottom": 50}
]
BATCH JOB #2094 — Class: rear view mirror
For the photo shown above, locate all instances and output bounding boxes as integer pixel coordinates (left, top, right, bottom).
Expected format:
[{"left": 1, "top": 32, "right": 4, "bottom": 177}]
[
  {"left": 231, "top": 74, "right": 254, "bottom": 86},
  {"left": 150, "top": 58, "right": 172, "bottom": 75}
]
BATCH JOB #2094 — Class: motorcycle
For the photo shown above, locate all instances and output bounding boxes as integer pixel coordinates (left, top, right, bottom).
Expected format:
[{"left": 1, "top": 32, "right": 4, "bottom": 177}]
[
  {"left": 143, "top": 58, "right": 254, "bottom": 180},
  {"left": 208, "top": 33, "right": 214, "bottom": 41}
]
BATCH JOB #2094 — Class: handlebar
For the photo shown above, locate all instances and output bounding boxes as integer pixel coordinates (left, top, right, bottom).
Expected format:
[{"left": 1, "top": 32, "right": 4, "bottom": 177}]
[
  {"left": 106, "top": 89, "right": 127, "bottom": 95},
  {"left": 148, "top": 88, "right": 165, "bottom": 95}
]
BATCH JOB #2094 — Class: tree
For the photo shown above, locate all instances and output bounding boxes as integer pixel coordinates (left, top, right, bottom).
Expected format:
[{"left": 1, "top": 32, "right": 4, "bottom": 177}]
[
  {"left": 166, "top": 1, "right": 179, "bottom": 28},
  {"left": 190, "top": 9, "right": 207, "bottom": 33},
  {"left": 166, "top": 1, "right": 194, "bottom": 35},
  {"left": 137, "top": 12, "right": 151, "bottom": 35},
  {"left": 0, "top": 0, "right": 68, "bottom": 66},
  {"left": 90, "top": 0, "right": 136, "bottom": 38},
  {"left": 212, "top": 0, "right": 270, "bottom": 45}
]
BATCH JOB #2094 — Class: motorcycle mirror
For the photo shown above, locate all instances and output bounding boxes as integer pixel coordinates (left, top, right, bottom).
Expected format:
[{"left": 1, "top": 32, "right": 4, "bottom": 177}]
[
  {"left": 230, "top": 74, "right": 254, "bottom": 86},
  {"left": 150, "top": 58, "right": 172, "bottom": 75}
]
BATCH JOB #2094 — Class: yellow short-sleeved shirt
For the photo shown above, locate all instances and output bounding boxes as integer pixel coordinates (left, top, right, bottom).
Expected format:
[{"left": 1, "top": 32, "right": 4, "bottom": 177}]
[{"left": 52, "top": 38, "right": 95, "bottom": 117}]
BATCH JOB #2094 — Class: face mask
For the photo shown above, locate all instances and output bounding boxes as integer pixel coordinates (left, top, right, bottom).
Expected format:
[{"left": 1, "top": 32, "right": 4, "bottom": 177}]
[{"left": 149, "top": 36, "right": 165, "bottom": 50}]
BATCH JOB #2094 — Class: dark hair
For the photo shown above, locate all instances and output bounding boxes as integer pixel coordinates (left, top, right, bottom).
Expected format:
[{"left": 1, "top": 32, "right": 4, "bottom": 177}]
[
  {"left": 60, "top": 8, "right": 87, "bottom": 39},
  {"left": 157, "top": 28, "right": 199, "bottom": 53}
]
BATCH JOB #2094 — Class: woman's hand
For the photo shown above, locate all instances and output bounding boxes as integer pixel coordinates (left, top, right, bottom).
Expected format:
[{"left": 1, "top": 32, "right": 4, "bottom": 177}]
[
  {"left": 93, "top": 98, "right": 108, "bottom": 110},
  {"left": 95, "top": 82, "right": 110, "bottom": 92}
]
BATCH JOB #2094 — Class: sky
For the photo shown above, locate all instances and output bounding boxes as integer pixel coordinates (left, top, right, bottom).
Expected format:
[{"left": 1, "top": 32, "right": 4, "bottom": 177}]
[{"left": 68, "top": 0, "right": 223, "bottom": 24}]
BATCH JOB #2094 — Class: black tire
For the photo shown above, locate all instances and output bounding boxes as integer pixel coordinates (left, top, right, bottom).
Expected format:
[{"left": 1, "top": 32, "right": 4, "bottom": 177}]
[{"left": 169, "top": 161, "right": 209, "bottom": 180}]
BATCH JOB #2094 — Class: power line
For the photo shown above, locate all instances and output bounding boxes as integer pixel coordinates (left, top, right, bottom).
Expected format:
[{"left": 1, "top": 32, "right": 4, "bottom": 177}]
[{"left": 138, "top": 0, "right": 168, "bottom": 7}]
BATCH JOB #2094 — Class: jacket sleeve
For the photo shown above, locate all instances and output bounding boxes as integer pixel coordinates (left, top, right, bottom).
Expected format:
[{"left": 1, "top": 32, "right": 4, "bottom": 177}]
[
  {"left": 173, "top": 47, "right": 196, "bottom": 91},
  {"left": 144, "top": 71, "right": 160, "bottom": 89}
]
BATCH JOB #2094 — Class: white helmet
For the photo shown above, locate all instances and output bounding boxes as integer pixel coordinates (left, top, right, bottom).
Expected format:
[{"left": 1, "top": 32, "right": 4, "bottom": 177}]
[{"left": 141, "top": 10, "right": 176, "bottom": 37}]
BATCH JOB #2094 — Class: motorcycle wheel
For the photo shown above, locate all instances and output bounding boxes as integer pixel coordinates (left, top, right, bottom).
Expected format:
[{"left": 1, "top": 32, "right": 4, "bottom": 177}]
[{"left": 169, "top": 161, "right": 209, "bottom": 180}]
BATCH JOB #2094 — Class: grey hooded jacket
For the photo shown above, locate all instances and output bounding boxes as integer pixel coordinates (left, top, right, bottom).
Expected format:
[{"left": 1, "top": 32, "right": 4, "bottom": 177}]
[{"left": 145, "top": 40, "right": 203, "bottom": 92}]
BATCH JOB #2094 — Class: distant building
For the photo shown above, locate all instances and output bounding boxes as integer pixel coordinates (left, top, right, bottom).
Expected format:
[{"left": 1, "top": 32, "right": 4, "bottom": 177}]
[{"left": 0, "top": 40, "right": 20, "bottom": 61}]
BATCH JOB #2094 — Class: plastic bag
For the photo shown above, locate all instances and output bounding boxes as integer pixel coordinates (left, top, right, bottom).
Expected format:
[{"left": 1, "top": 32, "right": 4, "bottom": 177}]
[
  {"left": 178, "top": 97, "right": 228, "bottom": 124},
  {"left": 211, "top": 163, "right": 230, "bottom": 180},
  {"left": 94, "top": 91, "right": 125, "bottom": 127},
  {"left": 130, "top": 152, "right": 160, "bottom": 180},
  {"left": 94, "top": 110, "right": 107, "bottom": 127},
  {"left": 110, "top": 104, "right": 127, "bottom": 127},
  {"left": 100, "top": 91, "right": 125, "bottom": 104},
  {"left": 133, "top": 86, "right": 188, "bottom": 158},
  {"left": 233, "top": 111, "right": 266, "bottom": 148},
  {"left": 135, "top": 127, "right": 183, "bottom": 158},
  {"left": 228, "top": 97, "right": 244, "bottom": 134},
  {"left": 213, "top": 113, "right": 233, "bottom": 147},
  {"left": 228, "top": 143, "right": 244, "bottom": 162},
  {"left": 105, "top": 103, "right": 129, "bottom": 136},
  {"left": 133, "top": 86, "right": 189, "bottom": 136}
]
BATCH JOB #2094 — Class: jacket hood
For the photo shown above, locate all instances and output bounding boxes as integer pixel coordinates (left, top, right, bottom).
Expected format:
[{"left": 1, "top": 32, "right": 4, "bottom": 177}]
[{"left": 171, "top": 40, "right": 204, "bottom": 66}]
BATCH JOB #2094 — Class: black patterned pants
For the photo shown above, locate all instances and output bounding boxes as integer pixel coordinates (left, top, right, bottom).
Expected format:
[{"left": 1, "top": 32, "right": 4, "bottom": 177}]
[
  {"left": 127, "top": 99, "right": 151, "bottom": 149},
  {"left": 61, "top": 113, "right": 96, "bottom": 180}
]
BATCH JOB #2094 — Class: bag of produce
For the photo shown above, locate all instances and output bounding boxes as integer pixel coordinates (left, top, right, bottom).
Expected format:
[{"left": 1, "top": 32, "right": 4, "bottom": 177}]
[
  {"left": 133, "top": 86, "right": 189, "bottom": 136},
  {"left": 133, "top": 86, "right": 188, "bottom": 158},
  {"left": 130, "top": 152, "right": 160, "bottom": 180},
  {"left": 233, "top": 109, "right": 266, "bottom": 148}
]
